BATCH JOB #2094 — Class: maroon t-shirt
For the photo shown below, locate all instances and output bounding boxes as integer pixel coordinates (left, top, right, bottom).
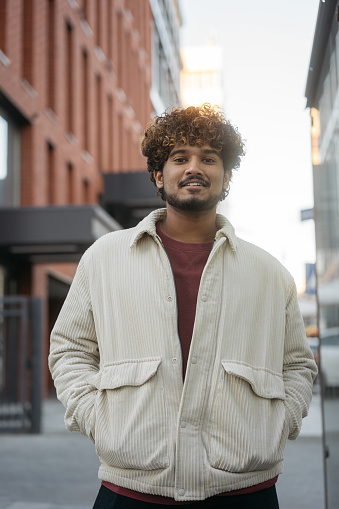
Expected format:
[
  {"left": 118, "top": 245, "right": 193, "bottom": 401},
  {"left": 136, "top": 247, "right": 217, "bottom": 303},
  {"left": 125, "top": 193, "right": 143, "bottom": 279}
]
[
  {"left": 157, "top": 221, "right": 214, "bottom": 375},
  {"left": 103, "top": 222, "right": 278, "bottom": 503}
]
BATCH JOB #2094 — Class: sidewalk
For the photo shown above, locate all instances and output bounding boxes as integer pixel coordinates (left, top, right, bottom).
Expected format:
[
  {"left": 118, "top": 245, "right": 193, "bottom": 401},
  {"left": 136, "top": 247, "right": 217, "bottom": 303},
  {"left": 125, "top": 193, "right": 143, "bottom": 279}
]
[
  {"left": 0, "top": 388, "right": 325, "bottom": 509},
  {"left": 277, "top": 385, "right": 325, "bottom": 509},
  {"left": 0, "top": 400, "right": 100, "bottom": 509}
]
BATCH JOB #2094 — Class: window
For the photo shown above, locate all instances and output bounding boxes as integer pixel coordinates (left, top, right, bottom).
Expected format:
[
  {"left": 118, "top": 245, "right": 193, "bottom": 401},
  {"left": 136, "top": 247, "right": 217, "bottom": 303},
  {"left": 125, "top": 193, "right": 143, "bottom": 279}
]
[
  {"left": 0, "top": 108, "right": 20, "bottom": 206},
  {"left": 83, "top": 178, "right": 89, "bottom": 203},
  {"left": 107, "top": 0, "right": 113, "bottom": 61},
  {"left": 22, "top": 0, "right": 33, "bottom": 84},
  {"left": 82, "top": 0, "right": 88, "bottom": 19},
  {"left": 82, "top": 50, "right": 89, "bottom": 151},
  {"left": 67, "top": 162, "right": 74, "bottom": 204},
  {"left": 108, "top": 95, "right": 113, "bottom": 169},
  {"left": 96, "top": 0, "right": 102, "bottom": 49},
  {"left": 321, "top": 334, "right": 339, "bottom": 347},
  {"left": 47, "top": 0, "right": 55, "bottom": 110},
  {"left": 0, "top": 0, "right": 7, "bottom": 54},
  {"left": 96, "top": 75, "right": 102, "bottom": 168},
  {"left": 66, "top": 22, "right": 74, "bottom": 133},
  {"left": 117, "top": 12, "right": 123, "bottom": 88},
  {"left": 0, "top": 115, "right": 8, "bottom": 180},
  {"left": 47, "top": 142, "right": 55, "bottom": 204}
]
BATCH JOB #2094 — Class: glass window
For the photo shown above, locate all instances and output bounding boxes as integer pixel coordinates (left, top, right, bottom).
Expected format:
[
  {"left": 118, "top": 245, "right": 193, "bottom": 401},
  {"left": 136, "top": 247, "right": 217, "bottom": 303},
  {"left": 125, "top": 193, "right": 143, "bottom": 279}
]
[
  {"left": 335, "top": 31, "right": 339, "bottom": 89},
  {"left": 321, "top": 334, "right": 339, "bottom": 346},
  {"left": 0, "top": 107, "right": 20, "bottom": 206},
  {"left": 330, "top": 52, "right": 337, "bottom": 107},
  {"left": 0, "top": 115, "right": 8, "bottom": 180}
]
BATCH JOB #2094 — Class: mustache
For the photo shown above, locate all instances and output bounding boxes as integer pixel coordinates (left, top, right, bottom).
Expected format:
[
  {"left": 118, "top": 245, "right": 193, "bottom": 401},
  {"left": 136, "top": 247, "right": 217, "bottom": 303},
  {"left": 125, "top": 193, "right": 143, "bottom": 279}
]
[{"left": 179, "top": 177, "right": 210, "bottom": 188}]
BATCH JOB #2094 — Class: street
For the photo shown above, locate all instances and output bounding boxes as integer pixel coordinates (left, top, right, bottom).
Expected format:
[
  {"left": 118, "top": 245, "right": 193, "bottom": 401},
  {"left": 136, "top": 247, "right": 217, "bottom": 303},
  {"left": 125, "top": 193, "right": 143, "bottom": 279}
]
[{"left": 0, "top": 387, "right": 325, "bottom": 509}]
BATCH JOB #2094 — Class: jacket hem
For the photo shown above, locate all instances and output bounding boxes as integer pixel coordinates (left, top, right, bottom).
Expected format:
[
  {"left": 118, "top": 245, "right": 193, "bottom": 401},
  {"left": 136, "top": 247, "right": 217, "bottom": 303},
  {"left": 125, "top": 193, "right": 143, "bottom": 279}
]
[{"left": 98, "top": 463, "right": 284, "bottom": 502}]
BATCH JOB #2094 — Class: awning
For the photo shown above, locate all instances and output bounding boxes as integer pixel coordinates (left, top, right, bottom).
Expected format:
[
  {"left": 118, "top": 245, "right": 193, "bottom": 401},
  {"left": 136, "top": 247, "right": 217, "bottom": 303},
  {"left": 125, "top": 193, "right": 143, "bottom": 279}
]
[
  {"left": 101, "top": 171, "right": 163, "bottom": 228},
  {"left": 0, "top": 205, "right": 122, "bottom": 263}
]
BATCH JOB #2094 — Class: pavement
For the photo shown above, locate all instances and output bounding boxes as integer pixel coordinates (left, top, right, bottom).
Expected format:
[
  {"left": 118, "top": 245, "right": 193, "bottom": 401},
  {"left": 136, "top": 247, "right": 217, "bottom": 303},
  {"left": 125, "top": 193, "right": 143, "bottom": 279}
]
[{"left": 0, "top": 383, "right": 326, "bottom": 509}]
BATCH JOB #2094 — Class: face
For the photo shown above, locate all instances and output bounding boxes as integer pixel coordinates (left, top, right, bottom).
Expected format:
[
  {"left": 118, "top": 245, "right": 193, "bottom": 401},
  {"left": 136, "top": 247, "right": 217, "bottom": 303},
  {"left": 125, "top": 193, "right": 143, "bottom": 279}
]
[{"left": 154, "top": 144, "right": 231, "bottom": 212}]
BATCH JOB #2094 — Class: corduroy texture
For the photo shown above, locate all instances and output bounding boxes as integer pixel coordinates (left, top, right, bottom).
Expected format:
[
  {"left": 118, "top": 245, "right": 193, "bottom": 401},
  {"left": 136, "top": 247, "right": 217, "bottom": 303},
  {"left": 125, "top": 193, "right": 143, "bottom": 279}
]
[{"left": 49, "top": 209, "right": 318, "bottom": 502}]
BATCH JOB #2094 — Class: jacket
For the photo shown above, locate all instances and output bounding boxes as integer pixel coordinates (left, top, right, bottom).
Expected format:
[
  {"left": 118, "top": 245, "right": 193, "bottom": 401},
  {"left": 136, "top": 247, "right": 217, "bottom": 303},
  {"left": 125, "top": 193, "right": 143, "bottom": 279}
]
[{"left": 49, "top": 208, "right": 318, "bottom": 502}]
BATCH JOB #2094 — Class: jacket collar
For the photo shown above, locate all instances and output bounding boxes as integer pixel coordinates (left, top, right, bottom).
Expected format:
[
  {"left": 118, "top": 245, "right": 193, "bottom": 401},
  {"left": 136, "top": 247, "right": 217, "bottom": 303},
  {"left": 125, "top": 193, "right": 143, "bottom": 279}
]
[{"left": 129, "top": 208, "right": 238, "bottom": 252}]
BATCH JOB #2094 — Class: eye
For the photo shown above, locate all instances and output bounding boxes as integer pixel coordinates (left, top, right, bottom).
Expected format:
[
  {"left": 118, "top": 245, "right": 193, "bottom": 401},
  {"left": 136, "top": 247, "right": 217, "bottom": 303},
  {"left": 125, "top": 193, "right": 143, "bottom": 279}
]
[
  {"left": 202, "top": 157, "right": 216, "bottom": 163},
  {"left": 173, "top": 157, "right": 187, "bottom": 163}
]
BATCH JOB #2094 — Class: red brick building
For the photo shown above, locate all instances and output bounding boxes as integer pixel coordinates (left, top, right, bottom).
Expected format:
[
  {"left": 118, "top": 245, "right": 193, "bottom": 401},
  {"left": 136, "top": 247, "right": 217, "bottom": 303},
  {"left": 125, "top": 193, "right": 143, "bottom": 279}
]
[{"left": 0, "top": 0, "right": 182, "bottom": 413}]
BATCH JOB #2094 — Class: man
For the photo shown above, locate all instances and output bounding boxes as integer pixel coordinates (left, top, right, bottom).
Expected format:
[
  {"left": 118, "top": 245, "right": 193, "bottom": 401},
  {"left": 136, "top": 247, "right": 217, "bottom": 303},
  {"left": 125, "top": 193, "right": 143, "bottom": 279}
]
[{"left": 49, "top": 104, "right": 317, "bottom": 509}]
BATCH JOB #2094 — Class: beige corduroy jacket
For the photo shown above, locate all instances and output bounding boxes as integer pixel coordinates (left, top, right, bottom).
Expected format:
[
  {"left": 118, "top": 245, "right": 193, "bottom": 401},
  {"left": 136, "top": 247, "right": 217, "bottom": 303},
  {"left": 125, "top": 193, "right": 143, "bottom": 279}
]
[{"left": 49, "top": 209, "right": 317, "bottom": 502}]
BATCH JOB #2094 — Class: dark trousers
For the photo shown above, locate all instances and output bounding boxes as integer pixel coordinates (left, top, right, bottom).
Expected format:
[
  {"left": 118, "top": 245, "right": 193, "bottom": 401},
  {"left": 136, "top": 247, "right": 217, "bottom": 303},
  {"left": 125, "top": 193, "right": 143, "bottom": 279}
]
[{"left": 92, "top": 485, "right": 280, "bottom": 509}]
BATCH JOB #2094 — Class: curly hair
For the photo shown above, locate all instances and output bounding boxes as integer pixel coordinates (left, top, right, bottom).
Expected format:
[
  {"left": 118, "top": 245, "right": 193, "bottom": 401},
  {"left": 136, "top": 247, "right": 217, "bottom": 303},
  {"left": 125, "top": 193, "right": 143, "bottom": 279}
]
[{"left": 141, "top": 103, "right": 245, "bottom": 201}]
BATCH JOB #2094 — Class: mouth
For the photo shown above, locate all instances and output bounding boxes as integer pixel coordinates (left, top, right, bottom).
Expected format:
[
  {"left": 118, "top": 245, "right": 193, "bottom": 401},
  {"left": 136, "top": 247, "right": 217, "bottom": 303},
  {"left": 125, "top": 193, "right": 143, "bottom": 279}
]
[{"left": 180, "top": 179, "right": 208, "bottom": 188}]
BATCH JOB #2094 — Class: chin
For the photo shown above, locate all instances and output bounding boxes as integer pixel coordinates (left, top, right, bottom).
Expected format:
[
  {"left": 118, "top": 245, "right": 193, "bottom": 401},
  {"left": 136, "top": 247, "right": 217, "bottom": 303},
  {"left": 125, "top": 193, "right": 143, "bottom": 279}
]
[
  {"left": 163, "top": 189, "right": 222, "bottom": 212},
  {"left": 169, "top": 198, "right": 218, "bottom": 212}
]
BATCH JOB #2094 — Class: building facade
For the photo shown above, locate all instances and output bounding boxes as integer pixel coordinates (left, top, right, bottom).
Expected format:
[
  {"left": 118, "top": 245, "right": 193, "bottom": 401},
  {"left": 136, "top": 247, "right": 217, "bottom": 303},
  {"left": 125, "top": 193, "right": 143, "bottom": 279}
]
[
  {"left": 180, "top": 42, "right": 224, "bottom": 108},
  {"left": 305, "top": 0, "right": 339, "bottom": 507},
  {"left": 150, "top": 0, "right": 182, "bottom": 113},
  {"left": 0, "top": 0, "right": 182, "bottom": 419}
]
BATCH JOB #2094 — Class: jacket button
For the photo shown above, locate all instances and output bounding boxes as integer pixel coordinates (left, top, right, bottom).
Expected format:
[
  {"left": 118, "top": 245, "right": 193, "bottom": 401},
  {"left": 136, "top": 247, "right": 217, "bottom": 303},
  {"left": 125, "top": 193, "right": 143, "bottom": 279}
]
[
  {"left": 167, "top": 296, "right": 173, "bottom": 302},
  {"left": 180, "top": 421, "right": 187, "bottom": 428},
  {"left": 201, "top": 294, "right": 208, "bottom": 302},
  {"left": 178, "top": 489, "right": 185, "bottom": 496},
  {"left": 172, "top": 357, "right": 178, "bottom": 364},
  {"left": 191, "top": 356, "right": 197, "bottom": 364}
]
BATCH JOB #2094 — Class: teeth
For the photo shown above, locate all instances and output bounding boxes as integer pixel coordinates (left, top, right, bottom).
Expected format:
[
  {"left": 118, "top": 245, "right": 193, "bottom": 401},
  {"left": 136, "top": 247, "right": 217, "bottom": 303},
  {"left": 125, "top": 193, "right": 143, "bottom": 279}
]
[{"left": 186, "top": 183, "right": 202, "bottom": 186}]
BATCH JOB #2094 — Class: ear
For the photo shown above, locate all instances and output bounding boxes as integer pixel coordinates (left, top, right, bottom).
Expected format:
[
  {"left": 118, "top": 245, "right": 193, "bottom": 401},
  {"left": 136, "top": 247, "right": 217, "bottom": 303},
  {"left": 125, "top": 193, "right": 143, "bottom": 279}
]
[
  {"left": 223, "top": 170, "right": 232, "bottom": 188},
  {"left": 154, "top": 170, "right": 164, "bottom": 189}
]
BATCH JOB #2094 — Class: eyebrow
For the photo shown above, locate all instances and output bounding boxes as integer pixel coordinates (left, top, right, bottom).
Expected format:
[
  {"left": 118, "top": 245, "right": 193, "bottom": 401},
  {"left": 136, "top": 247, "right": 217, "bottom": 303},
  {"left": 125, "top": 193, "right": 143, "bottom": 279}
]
[{"left": 168, "top": 148, "right": 222, "bottom": 159}]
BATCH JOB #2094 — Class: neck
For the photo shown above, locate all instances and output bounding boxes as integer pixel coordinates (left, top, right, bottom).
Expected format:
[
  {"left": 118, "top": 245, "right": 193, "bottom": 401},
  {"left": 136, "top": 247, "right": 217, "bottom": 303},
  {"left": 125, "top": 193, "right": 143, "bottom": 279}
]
[{"left": 160, "top": 205, "right": 218, "bottom": 243}]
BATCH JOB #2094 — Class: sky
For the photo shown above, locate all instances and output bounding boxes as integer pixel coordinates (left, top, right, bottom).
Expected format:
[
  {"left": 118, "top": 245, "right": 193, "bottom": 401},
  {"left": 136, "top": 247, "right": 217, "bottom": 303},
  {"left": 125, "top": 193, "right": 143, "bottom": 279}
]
[{"left": 179, "top": 0, "right": 320, "bottom": 290}]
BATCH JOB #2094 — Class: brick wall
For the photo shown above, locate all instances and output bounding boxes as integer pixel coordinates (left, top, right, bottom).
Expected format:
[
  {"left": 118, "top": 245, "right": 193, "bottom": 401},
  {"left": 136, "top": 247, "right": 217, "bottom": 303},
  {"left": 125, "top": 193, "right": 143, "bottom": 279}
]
[
  {"left": 0, "top": 0, "right": 153, "bottom": 210},
  {"left": 0, "top": 0, "right": 156, "bottom": 395}
]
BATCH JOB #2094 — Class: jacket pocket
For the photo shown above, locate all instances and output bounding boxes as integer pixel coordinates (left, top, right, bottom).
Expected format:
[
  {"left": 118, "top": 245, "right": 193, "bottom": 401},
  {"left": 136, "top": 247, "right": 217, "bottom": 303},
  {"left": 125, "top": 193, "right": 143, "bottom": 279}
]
[
  {"left": 94, "top": 357, "right": 169, "bottom": 470},
  {"left": 205, "top": 361, "right": 288, "bottom": 473}
]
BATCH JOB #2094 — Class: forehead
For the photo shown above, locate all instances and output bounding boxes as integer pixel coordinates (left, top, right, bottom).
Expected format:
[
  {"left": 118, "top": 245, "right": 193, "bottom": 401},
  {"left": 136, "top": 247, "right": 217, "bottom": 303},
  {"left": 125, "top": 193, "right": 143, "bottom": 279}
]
[{"left": 168, "top": 143, "right": 222, "bottom": 159}]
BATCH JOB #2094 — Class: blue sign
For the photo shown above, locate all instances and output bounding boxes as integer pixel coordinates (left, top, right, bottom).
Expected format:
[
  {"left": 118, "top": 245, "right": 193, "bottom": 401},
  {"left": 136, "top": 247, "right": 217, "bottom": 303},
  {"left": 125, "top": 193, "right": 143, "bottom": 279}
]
[
  {"left": 305, "top": 263, "right": 316, "bottom": 294},
  {"left": 301, "top": 208, "right": 314, "bottom": 221}
]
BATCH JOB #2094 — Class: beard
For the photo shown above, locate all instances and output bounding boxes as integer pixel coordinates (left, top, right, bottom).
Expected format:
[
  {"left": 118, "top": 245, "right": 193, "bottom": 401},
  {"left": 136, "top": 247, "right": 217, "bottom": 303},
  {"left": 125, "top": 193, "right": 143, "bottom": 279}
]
[{"left": 162, "top": 186, "right": 225, "bottom": 211}]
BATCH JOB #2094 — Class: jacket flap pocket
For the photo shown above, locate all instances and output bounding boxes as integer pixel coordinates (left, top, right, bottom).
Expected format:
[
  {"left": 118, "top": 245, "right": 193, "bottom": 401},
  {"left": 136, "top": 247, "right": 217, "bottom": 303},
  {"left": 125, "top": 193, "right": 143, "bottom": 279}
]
[
  {"left": 221, "top": 361, "right": 285, "bottom": 400},
  {"left": 100, "top": 358, "right": 161, "bottom": 390}
]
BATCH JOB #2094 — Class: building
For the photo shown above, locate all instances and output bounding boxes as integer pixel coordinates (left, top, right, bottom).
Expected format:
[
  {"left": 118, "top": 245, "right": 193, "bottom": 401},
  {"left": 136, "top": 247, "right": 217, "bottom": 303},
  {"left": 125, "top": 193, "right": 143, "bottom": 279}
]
[
  {"left": 180, "top": 42, "right": 224, "bottom": 108},
  {"left": 0, "top": 0, "right": 182, "bottom": 431},
  {"left": 150, "top": 0, "right": 182, "bottom": 113},
  {"left": 305, "top": 0, "right": 339, "bottom": 507}
]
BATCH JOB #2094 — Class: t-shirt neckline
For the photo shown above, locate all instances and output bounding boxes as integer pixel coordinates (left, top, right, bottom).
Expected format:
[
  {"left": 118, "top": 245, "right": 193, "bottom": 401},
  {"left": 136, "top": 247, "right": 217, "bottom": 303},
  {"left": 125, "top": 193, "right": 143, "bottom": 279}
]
[{"left": 156, "top": 222, "right": 214, "bottom": 252}]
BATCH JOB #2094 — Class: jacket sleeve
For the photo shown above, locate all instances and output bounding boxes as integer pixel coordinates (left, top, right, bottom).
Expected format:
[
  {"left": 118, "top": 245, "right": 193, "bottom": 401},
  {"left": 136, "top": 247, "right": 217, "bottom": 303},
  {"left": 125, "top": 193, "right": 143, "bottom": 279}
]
[
  {"left": 48, "top": 254, "right": 100, "bottom": 442},
  {"left": 283, "top": 279, "right": 318, "bottom": 440}
]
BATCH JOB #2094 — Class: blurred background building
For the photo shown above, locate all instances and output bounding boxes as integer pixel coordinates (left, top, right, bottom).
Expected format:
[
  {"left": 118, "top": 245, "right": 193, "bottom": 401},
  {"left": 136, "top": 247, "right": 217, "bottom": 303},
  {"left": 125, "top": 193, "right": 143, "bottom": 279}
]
[
  {"left": 305, "top": 0, "right": 339, "bottom": 507},
  {"left": 0, "top": 0, "right": 182, "bottom": 431},
  {"left": 180, "top": 40, "right": 224, "bottom": 108}
]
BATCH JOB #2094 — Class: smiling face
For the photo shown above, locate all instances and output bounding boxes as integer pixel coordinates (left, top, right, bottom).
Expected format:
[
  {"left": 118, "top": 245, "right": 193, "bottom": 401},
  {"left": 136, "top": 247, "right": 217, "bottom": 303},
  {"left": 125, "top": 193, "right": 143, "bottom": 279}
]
[{"left": 154, "top": 144, "right": 231, "bottom": 212}]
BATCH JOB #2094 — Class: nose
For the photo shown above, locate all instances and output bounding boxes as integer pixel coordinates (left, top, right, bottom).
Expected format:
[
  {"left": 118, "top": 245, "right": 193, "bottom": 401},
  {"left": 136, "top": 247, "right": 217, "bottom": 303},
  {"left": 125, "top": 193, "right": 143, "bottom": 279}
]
[{"left": 185, "top": 156, "right": 203, "bottom": 175}]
